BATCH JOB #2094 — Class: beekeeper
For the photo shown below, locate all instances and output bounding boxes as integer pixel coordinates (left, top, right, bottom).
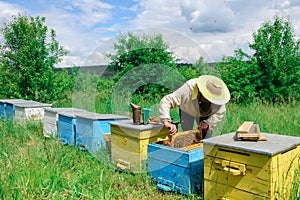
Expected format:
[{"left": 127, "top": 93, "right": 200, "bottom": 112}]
[{"left": 159, "top": 75, "right": 230, "bottom": 138}]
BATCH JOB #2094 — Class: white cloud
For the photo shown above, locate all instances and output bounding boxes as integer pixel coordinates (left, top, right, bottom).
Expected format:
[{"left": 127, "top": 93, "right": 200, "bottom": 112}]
[
  {"left": 180, "top": 0, "right": 236, "bottom": 33},
  {"left": 29, "top": 1, "right": 115, "bottom": 67},
  {"left": 70, "top": 0, "right": 113, "bottom": 27},
  {"left": 0, "top": 1, "right": 24, "bottom": 19},
  {"left": 129, "top": 0, "right": 187, "bottom": 29},
  {"left": 1, "top": 0, "right": 300, "bottom": 67}
]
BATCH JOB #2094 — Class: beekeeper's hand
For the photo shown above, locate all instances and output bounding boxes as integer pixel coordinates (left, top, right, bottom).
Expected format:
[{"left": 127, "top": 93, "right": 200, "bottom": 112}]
[
  {"left": 164, "top": 121, "right": 177, "bottom": 135},
  {"left": 198, "top": 121, "right": 209, "bottom": 131}
]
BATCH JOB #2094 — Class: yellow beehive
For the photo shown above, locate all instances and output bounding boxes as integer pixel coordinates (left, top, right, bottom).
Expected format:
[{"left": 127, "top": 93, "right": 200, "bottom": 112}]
[
  {"left": 202, "top": 132, "right": 300, "bottom": 200},
  {"left": 110, "top": 120, "right": 170, "bottom": 173}
]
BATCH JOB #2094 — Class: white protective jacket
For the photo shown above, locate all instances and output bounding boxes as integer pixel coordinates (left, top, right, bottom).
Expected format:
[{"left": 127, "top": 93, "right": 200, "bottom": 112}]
[{"left": 159, "top": 78, "right": 226, "bottom": 130}]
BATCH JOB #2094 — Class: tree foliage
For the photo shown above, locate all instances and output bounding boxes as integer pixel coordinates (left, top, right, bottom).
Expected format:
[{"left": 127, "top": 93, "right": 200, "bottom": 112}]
[
  {"left": 0, "top": 14, "right": 71, "bottom": 102},
  {"left": 250, "top": 16, "right": 300, "bottom": 102},
  {"left": 177, "top": 57, "right": 218, "bottom": 80},
  {"left": 217, "top": 49, "right": 262, "bottom": 103},
  {"left": 107, "top": 32, "right": 176, "bottom": 72},
  {"left": 107, "top": 32, "right": 182, "bottom": 98},
  {"left": 217, "top": 16, "right": 300, "bottom": 103}
]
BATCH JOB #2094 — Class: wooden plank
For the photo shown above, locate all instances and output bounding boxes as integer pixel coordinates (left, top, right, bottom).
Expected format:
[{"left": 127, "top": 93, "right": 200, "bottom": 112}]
[
  {"left": 237, "top": 133, "right": 260, "bottom": 138},
  {"left": 236, "top": 121, "right": 254, "bottom": 133},
  {"left": 180, "top": 143, "right": 203, "bottom": 151}
]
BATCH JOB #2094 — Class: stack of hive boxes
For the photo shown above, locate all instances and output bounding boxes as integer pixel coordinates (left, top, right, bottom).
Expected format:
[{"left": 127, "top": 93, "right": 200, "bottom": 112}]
[{"left": 110, "top": 120, "right": 170, "bottom": 173}]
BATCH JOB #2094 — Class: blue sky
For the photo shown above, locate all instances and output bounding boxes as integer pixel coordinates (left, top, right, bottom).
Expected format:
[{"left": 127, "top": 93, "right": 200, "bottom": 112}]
[{"left": 1, "top": 0, "right": 300, "bottom": 67}]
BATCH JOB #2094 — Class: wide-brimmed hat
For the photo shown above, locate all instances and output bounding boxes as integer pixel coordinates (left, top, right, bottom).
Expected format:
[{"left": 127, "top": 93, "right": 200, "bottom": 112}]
[{"left": 195, "top": 75, "right": 230, "bottom": 105}]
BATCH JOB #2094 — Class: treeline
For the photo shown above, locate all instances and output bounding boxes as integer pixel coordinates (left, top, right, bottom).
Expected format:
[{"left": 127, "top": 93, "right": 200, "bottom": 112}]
[{"left": 0, "top": 14, "right": 299, "bottom": 108}]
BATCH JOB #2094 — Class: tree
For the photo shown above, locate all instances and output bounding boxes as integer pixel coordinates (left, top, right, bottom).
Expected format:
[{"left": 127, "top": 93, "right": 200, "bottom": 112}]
[
  {"left": 217, "top": 15, "right": 300, "bottom": 103},
  {"left": 0, "top": 14, "right": 69, "bottom": 102},
  {"left": 107, "top": 32, "right": 184, "bottom": 99},
  {"left": 217, "top": 49, "right": 262, "bottom": 103},
  {"left": 107, "top": 32, "right": 178, "bottom": 75},
  {"left": 250, "top": 16, "right": 300, "bottom": 102}
]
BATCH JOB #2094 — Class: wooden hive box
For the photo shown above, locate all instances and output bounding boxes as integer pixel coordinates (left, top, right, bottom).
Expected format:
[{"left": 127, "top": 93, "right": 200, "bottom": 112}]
[
  {"left": 11, "top": 100, "right": 52, "bottom": 122},
  {"left": 43, "top": 107, "right": 87, "bottom": 137},
  {"left": 57, "top": 112, "right": 78, "bottom": 146},
  {"left": 148, "top": 142, "right": 204, "bottom": 195},
  {"left": 202, "top": 132, "right": 300, "bottom": 200},
  {"left": 0, "top": 99, "right": 28, "bottom": 121},
  {"left": 110, "top": 120, "right": 170, "bottom": 173},
  {"left": 75, "top": 112, "right": 129, "bottom": 154}
]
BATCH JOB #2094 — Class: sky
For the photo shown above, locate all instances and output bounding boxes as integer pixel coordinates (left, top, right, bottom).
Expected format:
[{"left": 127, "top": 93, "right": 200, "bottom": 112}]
[{"left": 0, "top": 0, "right": 300, "bottom": 67}]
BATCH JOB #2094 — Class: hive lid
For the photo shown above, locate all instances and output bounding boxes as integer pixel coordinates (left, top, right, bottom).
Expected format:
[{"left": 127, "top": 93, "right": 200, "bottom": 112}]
[
  {"left": 0, "top": 99, "right": 28, "bottom": 104},
  {"left": 11, "top": 100, "right": 52, "bottom": 108},
  {"left": 58, "top": 110, "right": 90, "bottom": 118},
  {"left": 202, "top": 132, "right": 300, "bottom": 156},
  {"left": 75, "top": 111, "right": 129, "bottom": 120},
  {"left": 110, "top": 120, "right": 165, "bottom": 130},
  {"left": 44, "top": 107, "right": 86, "bottom": 113}
]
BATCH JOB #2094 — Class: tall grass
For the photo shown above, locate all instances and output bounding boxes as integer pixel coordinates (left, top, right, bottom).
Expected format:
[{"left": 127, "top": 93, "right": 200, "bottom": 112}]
[
  {"left": 0, "top": 121, "right": 195, "bottom": 200},
  {"left": 0, "top": 103, "right": 299, "bottom": 199}
]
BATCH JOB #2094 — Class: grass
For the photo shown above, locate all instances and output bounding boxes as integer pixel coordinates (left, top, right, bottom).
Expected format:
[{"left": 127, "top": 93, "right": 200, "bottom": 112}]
[{"left": 0, "top": 102, "right": 299, "bottom": 199}]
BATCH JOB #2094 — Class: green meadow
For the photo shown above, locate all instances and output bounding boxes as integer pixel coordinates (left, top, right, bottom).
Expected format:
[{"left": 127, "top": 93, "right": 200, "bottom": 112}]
[{"left": 0, "top": 102, "right": 299, "bottom": 200}]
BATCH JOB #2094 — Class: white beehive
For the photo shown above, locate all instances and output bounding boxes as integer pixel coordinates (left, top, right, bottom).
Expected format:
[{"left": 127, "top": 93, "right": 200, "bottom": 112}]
[
  {"left": 43, "top": 107, "right": 87, "bottom": 137},
  {"left": 12, "top": 100, "right": 52, "bottom": 123}
]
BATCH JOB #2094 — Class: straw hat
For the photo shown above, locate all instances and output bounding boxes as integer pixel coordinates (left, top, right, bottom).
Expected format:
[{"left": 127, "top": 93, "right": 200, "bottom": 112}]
[{"left": 195, "top": 75, "right": 230, "bottom": 105}]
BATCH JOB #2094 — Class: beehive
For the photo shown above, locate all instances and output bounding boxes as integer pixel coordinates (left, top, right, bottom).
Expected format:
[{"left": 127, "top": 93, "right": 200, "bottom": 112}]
[
  {"left": 110, "top": 120, "right": 170, "bottom": 173},
  {"left": 57, "top": 111, "right": 82, "bottom": 146},
  {"left": 11, "top": 100, "right": 52, "bottom": 122},
  {"left": 148, "top": 142, "right": 204, "bottom": 195},
  {"left": 202, "top": 132, "right": 300, "bottom": 200},
  {"left": 75, "top": 112, "right": 129, "bottom": 154},
  {"left": 43, "top": 107, "right": 87, "bottom": 137},
  {"left": 0, "top": 99, "right": 28, "bottom": 121}
]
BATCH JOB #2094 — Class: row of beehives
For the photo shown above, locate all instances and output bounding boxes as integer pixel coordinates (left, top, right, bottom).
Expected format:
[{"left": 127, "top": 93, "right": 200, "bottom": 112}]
[
  {"left": 1, "top": 99, "right": 299, "bottom": 199},
  {"left": 0, "top": 98, "right": 129, "bottom": 153},
  {"left": 0, "top": 98, "right": 205, "bottom": 196},
  {"left": 48, "top": 112, "right": 300, "bottom": 199}
]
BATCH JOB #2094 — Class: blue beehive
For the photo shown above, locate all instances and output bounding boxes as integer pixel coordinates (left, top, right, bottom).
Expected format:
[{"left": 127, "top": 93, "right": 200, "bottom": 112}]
[
  {"left": 43, "top": 107, "right": 87, "bottom": 137},
  {"left": 57, "top": 112, "right": 77, "bottom": 146},
  {"left": 148, "top": 142, "right": 204, "bottom": 196},
  {"left": 75, "top": 112, "right": 129, "bottom": 154},
  {"left": 0, "top": 99, "right": 28, "bottom": 121}
]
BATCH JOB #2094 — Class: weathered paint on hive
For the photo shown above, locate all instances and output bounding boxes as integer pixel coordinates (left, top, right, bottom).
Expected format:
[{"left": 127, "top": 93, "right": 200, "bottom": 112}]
[
  {"left": 110, "top": 120, "right": 170, "bottom": 173},
  {"left": 11, "top": 100, "right": 52, "bottom": 122},
  {"left": 202, "top": 132, "right": 300, "bottom": 200},
  {"left": 0, "top": 99, "right": 27, "bottom": 121},
  {"left": 75, "top": 112, "right": 129, "bottom": 154},
  {"left": 57, "top": 112, "right": 77, "bottom": 146},
  {"left": 148, "top": 143, "right": 204, "bottom": 196},
  {"left": 43, "top": 108, "right": 87, "bottom": 137}
]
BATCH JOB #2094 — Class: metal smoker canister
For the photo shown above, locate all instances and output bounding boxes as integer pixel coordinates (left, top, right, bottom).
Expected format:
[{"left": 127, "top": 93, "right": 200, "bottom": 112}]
[{"left": 130, "top": 103, "right": 141, "bottom": 125}]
